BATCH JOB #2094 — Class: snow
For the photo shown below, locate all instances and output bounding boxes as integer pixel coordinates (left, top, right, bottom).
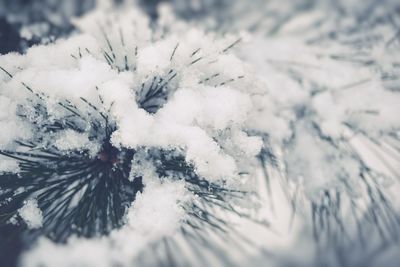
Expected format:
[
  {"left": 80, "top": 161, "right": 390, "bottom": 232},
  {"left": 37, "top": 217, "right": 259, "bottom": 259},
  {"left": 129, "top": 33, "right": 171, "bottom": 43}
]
[
  {"left": 0, "top": 95, "right": 32, "bottom": 150},
  {"left": 21, "top": 178, "right": 190, "bottom": 267},
  {"left": 54, "top": 129, "right": 100, "bottom": 155},
  {"left": 0, "top": 156, "right": 19, "bottom": 174},
  {"left": 0, "top": 1, "right": 399, "bottom": 267},
  {"left": 285, "top": 123, "right": 359, "bottom": 197},
  {"left": 19, "top": 199, "right": 43, "bottom": 229},
  {"left": 1, "top": 4, "right": 263, "bottom": 265},
  {"left": 238, "top": 33, "right": 400, "bottom": 195}
]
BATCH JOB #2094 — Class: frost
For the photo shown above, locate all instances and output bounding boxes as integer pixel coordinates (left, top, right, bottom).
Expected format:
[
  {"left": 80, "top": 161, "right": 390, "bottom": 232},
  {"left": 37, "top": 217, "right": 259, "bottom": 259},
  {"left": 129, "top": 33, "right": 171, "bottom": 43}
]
[{"left": 19, "top": 199, "right": 43, "bottom": 229}]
